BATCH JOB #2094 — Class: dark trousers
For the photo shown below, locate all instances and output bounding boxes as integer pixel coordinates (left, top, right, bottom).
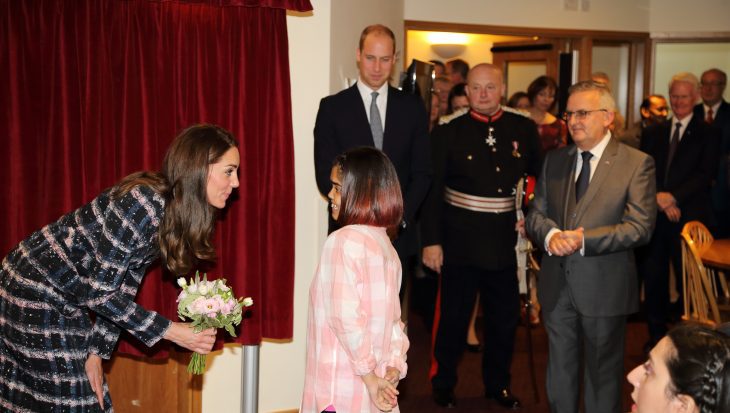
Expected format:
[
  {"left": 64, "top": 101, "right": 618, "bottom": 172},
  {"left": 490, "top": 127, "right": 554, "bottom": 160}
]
[
  {"left": 544, "top": 286, "right": 626, "bottom": 413},
  {"left": 430, "top": 263, "right": 519, "bottom": 394},
  {"left": 639, "top": 214, "right": 682, "bottom": 344}
]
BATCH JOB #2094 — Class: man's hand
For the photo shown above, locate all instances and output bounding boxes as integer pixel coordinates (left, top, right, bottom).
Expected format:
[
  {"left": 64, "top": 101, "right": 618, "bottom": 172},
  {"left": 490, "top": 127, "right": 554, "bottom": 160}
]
[
  {"left": 85, "top": 353, "right": 105, "bottom": 409},
  {"left": 422, "top": 245, "right": 444, "bottom": 273},
  {"left": 548, "top": 228, "right": 584, "bottom": 256},
  {"left": 664, "top": 205, "right": 682, "bottom": 222},
  {"left": 656, "top": 192, "right": 676, "bottom": 211}
]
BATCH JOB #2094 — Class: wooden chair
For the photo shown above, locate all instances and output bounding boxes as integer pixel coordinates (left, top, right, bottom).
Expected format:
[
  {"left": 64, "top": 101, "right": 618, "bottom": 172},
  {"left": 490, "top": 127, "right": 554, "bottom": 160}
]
[
  {"left": 681, "top": 221, "right": 730, "bottom": 303},
  {"left": 680, "top": 230, "right": 722, "bottom": 324}
]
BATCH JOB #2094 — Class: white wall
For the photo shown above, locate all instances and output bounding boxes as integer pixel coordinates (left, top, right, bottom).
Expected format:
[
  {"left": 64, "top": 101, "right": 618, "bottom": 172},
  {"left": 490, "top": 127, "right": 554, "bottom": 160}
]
[
  {"left": 649, "top": 0, "right": 730, "bottom": 33},
  {"left": 404, "top": 0, "right": 650, "bottom": 32},
  {"left": 652, "top": 42, "right": 730, "bottom": 101}
]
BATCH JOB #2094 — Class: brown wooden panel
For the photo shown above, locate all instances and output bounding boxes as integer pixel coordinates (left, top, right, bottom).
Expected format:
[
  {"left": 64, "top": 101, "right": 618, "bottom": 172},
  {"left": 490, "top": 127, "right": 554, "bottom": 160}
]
[{"left": 105, "top": 349, "right": 202, "bottom": 413}]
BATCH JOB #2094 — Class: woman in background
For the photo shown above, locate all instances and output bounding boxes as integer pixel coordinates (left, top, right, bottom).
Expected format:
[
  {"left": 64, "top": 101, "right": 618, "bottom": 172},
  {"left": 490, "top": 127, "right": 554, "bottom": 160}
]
[
  {"left": 507, "top": 91, "right": 531, "bottom": 111},
  {"left": 302, "top": 147, "right": 409, "bottom": 412},
  {"left": 527, "top": 76, "right": 568, "bottom": 156},
  {"left": 0, "top": 124, "right": 240, "bottom": 411},
  {"left": 627, "top": 323, "right": 730, "bottom": 413}
]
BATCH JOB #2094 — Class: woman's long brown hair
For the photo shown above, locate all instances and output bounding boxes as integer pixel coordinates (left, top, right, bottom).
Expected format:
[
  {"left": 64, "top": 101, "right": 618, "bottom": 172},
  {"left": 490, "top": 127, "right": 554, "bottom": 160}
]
[{"left": 112, "top": 124, "right": 238, "bottom": 275}]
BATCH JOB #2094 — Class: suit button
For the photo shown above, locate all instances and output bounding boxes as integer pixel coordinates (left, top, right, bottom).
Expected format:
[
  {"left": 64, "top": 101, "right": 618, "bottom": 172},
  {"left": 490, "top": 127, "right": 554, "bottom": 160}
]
[
  {"left": 571, "top": 212, "right": 577, "bottom": 218},
  {"left": 496, "top": 166, "right": 501, "bottom": 172},
  {"left": 559, "top": 263, "right": 564, "bottom": 269},
  {"left": 497, "top": 188, "right": 503, "bottom": 193}
]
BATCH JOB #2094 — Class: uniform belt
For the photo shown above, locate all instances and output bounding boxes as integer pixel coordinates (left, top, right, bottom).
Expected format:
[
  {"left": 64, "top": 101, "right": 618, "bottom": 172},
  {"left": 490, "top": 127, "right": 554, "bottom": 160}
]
[{"left": 444, "top": 187, "right": 515, "bottom": 213}]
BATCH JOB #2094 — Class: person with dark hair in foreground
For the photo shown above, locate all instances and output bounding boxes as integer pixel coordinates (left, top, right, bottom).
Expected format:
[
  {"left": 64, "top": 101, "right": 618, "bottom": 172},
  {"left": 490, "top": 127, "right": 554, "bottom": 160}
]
[
  {"left": 301, "top": 147, "right": 409, "bottom": 413},
  {"left": 0, "top": 124, "right": 240, "bottom": 411},
  {"left": 627, "top": 323, "right": 730, "bottom": 413}
]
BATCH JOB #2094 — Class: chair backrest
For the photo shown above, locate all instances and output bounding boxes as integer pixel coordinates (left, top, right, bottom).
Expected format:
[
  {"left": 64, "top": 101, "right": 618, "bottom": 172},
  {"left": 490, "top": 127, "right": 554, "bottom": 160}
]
[
  {"left": 681, "top": 221, "right": 714, "bottom": 254},
  {"left": 681, "top": 231, "right": 722, "bottom": 325}
]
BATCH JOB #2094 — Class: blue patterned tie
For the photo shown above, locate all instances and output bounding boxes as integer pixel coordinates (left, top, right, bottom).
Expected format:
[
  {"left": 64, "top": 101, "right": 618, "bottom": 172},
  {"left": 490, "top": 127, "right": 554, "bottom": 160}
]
[
  {"left": 370, "top": 91, "right": 383, "bottom": 149},
  {"left": 576, "top": 151, "right": 592, "bottom": 201}
]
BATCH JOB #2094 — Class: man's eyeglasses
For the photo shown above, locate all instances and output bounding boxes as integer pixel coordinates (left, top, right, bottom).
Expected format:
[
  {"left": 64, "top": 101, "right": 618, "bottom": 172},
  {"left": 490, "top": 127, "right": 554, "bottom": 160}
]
[{"left": 562, "top": 109, "right": 608, "bottom": 121}]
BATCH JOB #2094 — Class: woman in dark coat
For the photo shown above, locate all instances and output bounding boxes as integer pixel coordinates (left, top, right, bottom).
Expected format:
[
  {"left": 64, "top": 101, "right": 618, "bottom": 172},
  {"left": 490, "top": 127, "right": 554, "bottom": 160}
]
[{"left": 0, "top": 124, "right": 240, "bottom": 412}]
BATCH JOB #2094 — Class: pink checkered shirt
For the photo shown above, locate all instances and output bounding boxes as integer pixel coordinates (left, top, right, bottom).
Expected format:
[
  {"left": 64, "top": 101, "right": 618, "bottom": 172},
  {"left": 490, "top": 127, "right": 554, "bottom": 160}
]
[{"left": 301, "top": 225, "right": 409, "bottom": 413}]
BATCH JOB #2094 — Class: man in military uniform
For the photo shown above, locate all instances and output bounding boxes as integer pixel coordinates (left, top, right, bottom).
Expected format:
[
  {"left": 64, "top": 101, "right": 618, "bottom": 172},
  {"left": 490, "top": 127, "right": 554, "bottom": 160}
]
[{"left": 421, "top": 63, "right": 541, "bottom": 409}]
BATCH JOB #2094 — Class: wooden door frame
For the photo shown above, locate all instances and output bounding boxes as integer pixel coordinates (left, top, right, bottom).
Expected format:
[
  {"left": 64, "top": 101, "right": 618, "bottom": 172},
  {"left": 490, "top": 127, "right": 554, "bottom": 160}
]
[{"left": 491, "top": 40, "right": 561, "bottom": 82}]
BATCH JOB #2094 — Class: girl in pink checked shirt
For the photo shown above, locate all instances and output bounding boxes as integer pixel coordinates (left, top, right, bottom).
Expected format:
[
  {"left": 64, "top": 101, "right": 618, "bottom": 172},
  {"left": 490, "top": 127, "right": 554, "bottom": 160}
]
[{"left": 301, "top": 147, "right": 410, "bottom": 413}]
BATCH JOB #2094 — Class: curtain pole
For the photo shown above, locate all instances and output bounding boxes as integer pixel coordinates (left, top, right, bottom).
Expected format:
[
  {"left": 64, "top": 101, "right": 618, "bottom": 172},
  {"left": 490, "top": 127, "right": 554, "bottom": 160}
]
[{"left": 241, "top": 344, "right": 260, "bottom": 413}]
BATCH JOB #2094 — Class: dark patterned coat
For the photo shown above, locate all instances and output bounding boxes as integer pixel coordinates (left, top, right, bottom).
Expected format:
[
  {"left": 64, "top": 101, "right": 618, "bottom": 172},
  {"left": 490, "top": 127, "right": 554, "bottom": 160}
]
[{"left": 0, "top": 185, "right": 171, "bottom": 412}]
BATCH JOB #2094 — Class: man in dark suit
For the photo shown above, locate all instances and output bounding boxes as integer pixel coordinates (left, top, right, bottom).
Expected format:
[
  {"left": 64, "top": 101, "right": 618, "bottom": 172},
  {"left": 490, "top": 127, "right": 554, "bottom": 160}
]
[
  {"left": 313, "top": 24, "right": 431, "bottom": 285},
  {"left": 694, "top": 68, "right": 730, "bottom": 237},
  {"left": 640, "top": 72, "right": 720, "bottom": 349},
  {"left": 617, "top": 94, "right": 668, "bottom": 149},
  {"left": 526, "top": 81, "right": 657, "bottom": 413}
]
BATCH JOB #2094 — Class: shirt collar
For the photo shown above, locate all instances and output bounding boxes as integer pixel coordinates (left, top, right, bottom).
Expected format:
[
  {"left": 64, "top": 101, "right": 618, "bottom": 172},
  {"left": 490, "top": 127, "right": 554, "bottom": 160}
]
[
  {"left": 672, "top": 113, "right": 693, "bottom": 129},
  {"left": 357, "top": 77, "right": 389, "bottom": 101},
  {"left": 578, "top": 130, "right": 611, "bottom": 159},
  {"left": 705, "top": 101, "right": 722, "bottom": 115},
  {"left": 469, "top": 107, "right": 504, "bottom": 123}
]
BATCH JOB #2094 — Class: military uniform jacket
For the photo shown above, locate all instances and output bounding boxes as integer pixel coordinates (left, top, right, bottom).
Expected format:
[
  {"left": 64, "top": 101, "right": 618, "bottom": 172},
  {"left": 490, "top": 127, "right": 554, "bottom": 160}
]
[{"left": 421, "top": 109, "right": 541, "bottom": 270}]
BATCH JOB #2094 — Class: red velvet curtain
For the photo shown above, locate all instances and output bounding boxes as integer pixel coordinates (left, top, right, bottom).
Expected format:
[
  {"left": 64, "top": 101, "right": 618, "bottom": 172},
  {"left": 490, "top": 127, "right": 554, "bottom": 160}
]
[{"left": 0, "top": 0, "right": 310, "bottom": 356}]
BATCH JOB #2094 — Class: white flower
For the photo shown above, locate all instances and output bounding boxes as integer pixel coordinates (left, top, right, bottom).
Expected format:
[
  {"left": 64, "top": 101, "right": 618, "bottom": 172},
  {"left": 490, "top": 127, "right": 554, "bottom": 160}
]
[
  {"left": 198, "top": 284, "right": 209, "bottom": 295},
  {"left": 177, "top": 277, "right": 187, "bottom": 288},
  {"left": 188, "top": 283, "right": 198, "bottom": 293},
  {"left": 242, "top": 297, "right": 253, "bottom": 307}
]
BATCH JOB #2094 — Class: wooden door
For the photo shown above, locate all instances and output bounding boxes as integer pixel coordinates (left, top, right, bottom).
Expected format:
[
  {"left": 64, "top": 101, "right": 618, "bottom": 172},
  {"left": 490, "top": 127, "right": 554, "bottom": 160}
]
[
  {"left": 105, "top": 349, "right": 202, "bottom": 413},
  {"left": 491, "top": 40, "right": 562, "bottom": 98}
]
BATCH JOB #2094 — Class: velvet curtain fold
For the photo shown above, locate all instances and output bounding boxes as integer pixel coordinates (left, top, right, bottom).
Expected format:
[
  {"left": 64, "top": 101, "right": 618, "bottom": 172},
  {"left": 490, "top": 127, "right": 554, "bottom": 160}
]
[{"left": 0, "top": 0, "right": 305, "bottom": 356}]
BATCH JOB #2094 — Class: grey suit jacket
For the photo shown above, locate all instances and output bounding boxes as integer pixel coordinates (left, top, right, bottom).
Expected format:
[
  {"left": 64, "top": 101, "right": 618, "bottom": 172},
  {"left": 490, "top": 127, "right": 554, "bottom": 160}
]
[{"left": 526, "top": 137, "right": 657, "bottom": 317}]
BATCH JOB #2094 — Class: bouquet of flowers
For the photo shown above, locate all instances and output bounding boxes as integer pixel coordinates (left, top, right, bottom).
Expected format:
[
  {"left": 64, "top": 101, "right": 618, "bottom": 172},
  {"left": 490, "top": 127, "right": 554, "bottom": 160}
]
[{"left": 176, "top": 272, "right": 253, "bottom": 374}]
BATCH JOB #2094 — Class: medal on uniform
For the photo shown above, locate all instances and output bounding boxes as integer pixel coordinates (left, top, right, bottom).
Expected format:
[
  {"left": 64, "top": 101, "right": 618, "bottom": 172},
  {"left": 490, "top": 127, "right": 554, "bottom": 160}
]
[
  {"left": 485, "top": 126, "right": 496, "bottom": 150},
  {"left": 512, "top": 141, "right": 521, "bottom": 158}
]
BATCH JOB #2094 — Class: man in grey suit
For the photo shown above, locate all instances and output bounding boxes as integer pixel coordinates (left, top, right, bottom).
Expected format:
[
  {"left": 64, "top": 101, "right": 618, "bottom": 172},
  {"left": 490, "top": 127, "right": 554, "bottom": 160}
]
[{"left": 526, "top": 81, "right": 657, "bottom": 413}]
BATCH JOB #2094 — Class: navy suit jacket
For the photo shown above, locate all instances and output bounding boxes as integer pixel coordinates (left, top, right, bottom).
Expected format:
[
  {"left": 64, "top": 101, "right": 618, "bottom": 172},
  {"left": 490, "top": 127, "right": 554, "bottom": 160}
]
[
  {"left": 314, "top": 84, "right": 432, "bottom": 255},
  {"left": 694, "top": 100, "right": 730, "bottom": 212},
  {"left": 640, "top": 115, "right": 720, "bottom": 226},
  {"left": 694, "top": 100, "right": 730, "bottom": 126}
]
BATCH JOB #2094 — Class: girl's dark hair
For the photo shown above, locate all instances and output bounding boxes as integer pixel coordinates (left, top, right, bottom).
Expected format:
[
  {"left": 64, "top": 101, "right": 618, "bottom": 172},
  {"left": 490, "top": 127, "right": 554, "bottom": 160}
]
[
  {"left": 666, "top": 323, "right": 730, "bottom": 413},
  {"left": 447, "top": 82, "right": 468, "bottom": 114},
  {"left": 112, "top": 124, "right": 238, "bottom": 275},
  {"left": 527, "top": 75, "right": 559, "bottom": 111},
  {"left": 333, "top": 147, "right": 403, "bottom": 229}
]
